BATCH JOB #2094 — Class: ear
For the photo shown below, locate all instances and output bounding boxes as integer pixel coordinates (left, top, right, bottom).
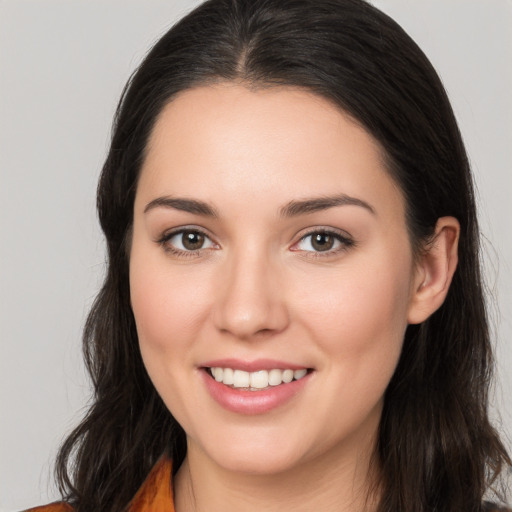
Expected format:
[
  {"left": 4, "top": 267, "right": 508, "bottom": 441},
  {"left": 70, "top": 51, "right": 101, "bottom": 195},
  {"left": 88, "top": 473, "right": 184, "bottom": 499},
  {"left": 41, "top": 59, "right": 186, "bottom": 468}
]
[{"left": 407, "top": 217, "right": 460, "bottom": 325}]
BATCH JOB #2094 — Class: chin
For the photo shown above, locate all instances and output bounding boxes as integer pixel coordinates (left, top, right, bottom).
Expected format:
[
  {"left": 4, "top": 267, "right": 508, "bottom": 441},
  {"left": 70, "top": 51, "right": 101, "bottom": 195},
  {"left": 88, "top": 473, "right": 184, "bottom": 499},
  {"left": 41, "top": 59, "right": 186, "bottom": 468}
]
[
  {"left": 191, "top": 427, "right": 308, "bottom": 476},
  {"left": 214, "top": 448, "right": 302, "bottom": 476}
]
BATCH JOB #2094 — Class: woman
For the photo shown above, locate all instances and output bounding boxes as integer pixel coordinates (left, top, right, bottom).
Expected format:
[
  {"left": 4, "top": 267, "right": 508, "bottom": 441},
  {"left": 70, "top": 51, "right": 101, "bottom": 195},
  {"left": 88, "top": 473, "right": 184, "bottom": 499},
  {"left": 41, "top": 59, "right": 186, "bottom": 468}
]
[{"left": 27, "top": 0, "right": 510, "bottom": 511}]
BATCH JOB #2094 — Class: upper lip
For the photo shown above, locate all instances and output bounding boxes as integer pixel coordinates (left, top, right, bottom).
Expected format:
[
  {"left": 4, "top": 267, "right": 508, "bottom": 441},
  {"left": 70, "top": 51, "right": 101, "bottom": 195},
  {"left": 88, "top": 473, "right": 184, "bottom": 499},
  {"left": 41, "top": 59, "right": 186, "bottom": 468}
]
[{"left": 200, "top": 358, "right": 311, "bottom": 372}]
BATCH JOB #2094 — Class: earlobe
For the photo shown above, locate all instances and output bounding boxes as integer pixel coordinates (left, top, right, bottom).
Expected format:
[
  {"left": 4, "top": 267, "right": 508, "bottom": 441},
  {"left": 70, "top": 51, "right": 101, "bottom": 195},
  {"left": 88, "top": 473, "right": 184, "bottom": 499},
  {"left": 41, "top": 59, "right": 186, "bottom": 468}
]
[{"left": 407, "top": 217, "right": 460, "bottom": 325}]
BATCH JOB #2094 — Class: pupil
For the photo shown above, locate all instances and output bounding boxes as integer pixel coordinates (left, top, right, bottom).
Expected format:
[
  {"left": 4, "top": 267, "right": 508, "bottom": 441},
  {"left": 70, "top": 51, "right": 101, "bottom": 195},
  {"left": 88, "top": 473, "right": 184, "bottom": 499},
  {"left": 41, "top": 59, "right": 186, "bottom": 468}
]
[
  {"left": 182, "top": 231, "right": 204, "bottom": 250},
  {"left": 312, "top": 233, "right": 334, "bottom": 251}
]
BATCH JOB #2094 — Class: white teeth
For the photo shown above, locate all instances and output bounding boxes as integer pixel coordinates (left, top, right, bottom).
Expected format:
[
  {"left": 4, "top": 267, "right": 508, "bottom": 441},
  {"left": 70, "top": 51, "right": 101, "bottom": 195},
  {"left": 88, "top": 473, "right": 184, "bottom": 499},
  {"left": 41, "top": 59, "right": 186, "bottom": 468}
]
[
  {"left": 223, "top": 367, "right": 234, "bottom": 385},
  {"left": 233, "top": 370, "right": 250, "bottom": 388},
  {"left": 282, "top": 369, "right": 294, "bottom": 383},
  {"left": 250, "top": 370, "right": 269, "bottom": 389},
  {"left": 209, "top": 367, "right": 309, "bottom": 389},
  {"left": 294, "top": 369, "right": 307, "bottom": 380},
  {"left": 213, "top": 367, "right": 223, "bottom": 382},
  {"left": 268, "top": 368, "right": 283, "bottom": 386}
]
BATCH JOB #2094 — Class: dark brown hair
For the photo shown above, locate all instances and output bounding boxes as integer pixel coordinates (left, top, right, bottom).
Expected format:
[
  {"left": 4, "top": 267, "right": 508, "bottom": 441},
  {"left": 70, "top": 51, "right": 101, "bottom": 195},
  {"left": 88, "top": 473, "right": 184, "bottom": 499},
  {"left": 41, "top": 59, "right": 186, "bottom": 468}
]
[{"left": 55, "top": 1, "right": 511, "bottom": 511}]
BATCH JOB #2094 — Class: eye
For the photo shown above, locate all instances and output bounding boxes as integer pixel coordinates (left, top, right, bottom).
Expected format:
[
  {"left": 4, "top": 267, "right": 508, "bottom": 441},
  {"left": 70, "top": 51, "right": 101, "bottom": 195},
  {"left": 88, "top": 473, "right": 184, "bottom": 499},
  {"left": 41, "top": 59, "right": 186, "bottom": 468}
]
[
  {"left": 159, "top": 228, "right": 216, "bottom": 254},
  {"left": 293, "top": 230, "right": 354, "bottom": 254}
]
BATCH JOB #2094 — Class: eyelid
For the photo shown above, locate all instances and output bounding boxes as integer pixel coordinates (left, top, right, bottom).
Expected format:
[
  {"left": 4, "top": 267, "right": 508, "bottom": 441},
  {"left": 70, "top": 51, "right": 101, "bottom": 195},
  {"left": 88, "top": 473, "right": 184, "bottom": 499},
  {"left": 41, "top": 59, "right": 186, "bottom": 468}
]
[
  {"left": 290, "top": 227, "right": 355, "bottom": 255},
  {"left": 155, "top": 225, "right": 354, "bottom": 258},
  {"left": 156, "top": 225, "right": 219, "bottom": 256}
]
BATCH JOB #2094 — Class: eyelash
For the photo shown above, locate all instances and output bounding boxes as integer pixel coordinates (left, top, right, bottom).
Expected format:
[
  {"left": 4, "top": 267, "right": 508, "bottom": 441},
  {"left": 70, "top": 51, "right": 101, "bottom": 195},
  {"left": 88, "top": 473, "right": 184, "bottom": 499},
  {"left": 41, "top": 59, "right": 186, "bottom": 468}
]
[
  {"left": 156, "top": 227, "right": 355, "bottom": 258},
  {"left": 157, "top": 227, "right": 217, "bottom": 258},
  {"left": 292, "top": 228, "right": 355, "bottom": 258}
]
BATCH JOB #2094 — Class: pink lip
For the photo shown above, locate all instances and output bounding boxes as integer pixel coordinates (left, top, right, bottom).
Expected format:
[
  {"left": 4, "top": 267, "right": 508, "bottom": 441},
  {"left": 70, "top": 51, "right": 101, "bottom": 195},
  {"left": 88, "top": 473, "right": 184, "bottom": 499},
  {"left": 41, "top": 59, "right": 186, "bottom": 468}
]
[
  {"left": 201, "top": 358, "right": 308, "bottom": 372},
  {"left": 200, "top": 367, "right": 313, "bottom": 415}
]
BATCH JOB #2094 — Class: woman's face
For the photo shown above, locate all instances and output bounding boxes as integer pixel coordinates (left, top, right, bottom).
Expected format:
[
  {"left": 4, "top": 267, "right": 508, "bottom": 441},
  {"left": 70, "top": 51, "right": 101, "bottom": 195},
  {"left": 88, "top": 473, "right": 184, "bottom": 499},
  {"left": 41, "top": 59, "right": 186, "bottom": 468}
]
[{"left": 130, "top": 84, "right": 423, "bottom": 475}]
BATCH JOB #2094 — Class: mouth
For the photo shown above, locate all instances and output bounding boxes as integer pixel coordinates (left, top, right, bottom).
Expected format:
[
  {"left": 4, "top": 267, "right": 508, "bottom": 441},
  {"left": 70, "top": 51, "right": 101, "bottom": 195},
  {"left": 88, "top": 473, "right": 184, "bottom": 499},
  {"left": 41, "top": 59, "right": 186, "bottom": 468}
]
[
  {"left": 200, "top": 358, "right": 315, "bottom": 414},
  {"left": 204, "top": 366, "right": 312, "bottom": 391}
]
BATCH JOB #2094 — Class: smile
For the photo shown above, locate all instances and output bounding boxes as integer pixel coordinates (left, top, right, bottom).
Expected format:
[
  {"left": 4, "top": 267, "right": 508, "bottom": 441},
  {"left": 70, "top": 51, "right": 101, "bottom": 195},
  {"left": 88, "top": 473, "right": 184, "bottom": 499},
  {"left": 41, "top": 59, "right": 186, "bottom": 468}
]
[
  {"left": 201, "top": 362, "right": 314, "bottom": 415},
  {"left": 207, "top": 367, "right": 309, "bottom": 390}
]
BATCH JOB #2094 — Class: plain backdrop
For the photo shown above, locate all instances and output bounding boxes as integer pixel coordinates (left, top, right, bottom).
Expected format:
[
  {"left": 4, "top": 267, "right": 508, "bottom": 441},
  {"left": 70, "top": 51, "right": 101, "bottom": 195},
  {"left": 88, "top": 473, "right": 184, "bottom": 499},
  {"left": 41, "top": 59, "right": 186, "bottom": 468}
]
[{"left": 1, "top": 1, "right": 511, "bottom": 510}]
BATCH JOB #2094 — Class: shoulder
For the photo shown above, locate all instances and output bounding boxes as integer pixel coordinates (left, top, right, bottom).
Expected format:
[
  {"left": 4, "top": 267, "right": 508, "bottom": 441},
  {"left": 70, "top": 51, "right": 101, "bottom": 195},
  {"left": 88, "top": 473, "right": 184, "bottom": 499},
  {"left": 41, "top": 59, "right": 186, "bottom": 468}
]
[
  {"left": 21, "top": 456, "right": 172, "bottom": 512},
  {"left": 22, "top": 503, "right": 73, "bottom": 512}
]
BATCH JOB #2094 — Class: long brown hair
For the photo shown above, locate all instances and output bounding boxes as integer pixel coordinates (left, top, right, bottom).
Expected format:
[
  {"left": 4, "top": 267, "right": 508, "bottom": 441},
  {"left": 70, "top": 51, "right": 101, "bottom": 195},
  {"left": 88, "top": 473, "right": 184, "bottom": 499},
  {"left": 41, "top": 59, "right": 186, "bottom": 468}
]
[{"left": 56, "top": 1, "right": 511, "bottom": 510}]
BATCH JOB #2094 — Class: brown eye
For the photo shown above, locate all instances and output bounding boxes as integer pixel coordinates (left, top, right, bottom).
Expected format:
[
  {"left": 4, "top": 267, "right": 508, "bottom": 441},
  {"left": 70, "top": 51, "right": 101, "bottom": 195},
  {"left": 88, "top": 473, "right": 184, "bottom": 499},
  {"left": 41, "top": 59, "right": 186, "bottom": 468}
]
[
  {"left": 293, "top": 230, "right": 354, "bottom": 255},
  {"left": 182, "top": 231, "right": 205, "bottom": 250},
  {"left": 162, "top": 229, "right": 215, "bottom": 253},
  {"left": 310, "top": 233, "right": 335, "bottom": 251}
]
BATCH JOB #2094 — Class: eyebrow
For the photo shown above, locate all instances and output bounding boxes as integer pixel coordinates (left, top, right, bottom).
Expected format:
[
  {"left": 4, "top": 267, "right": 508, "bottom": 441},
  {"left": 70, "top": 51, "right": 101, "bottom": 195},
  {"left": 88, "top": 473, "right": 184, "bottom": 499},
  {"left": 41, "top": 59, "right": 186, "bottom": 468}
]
[
  {"left": 279, "top": 194, "right": 375, "bottom": 217},
  {"left": 144, "top": 193, "right": 375, "bottom": 218},
  {"left": 144, "top": 196, "right": 219, "bottom": 217}
]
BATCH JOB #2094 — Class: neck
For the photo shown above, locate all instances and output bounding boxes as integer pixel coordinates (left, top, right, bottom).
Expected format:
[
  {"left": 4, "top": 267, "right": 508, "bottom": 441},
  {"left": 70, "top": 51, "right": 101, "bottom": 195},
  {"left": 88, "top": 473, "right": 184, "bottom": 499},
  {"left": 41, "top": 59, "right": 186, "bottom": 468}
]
[{"left": 174, "top": 432, "right": 380, "bottom": 512}]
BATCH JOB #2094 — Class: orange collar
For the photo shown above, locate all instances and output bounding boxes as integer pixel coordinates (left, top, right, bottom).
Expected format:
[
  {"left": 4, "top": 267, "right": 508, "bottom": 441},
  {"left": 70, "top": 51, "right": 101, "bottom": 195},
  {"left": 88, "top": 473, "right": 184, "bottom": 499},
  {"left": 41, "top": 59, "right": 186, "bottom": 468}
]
[{"left": 127, "top": 456, "right": 175, "bottom": 512}]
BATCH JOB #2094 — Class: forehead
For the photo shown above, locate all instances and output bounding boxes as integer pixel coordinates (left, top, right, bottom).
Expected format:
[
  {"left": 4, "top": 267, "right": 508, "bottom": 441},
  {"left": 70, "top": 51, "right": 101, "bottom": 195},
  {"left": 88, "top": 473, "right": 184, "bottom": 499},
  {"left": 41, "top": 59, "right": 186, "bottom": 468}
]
[{"left": 137, "top": 84, "right": 404, "bottom": 218}]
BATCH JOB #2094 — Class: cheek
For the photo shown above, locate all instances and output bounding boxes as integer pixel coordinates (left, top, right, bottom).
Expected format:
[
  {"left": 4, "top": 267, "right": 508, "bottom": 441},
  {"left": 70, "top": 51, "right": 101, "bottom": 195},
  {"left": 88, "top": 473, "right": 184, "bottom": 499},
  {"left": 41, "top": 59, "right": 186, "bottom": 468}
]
[
  {"left": 295, "top": 253, "right": 413, "bottom": 377},
  {"left": 292, "top": 262, "right": 411, "bottom": 440},
  {"left": 129, "top": 250, "right": 212, "bottom": 364},
  {"left": 129, "top": 252, "right": 215, "bottom": 426}
]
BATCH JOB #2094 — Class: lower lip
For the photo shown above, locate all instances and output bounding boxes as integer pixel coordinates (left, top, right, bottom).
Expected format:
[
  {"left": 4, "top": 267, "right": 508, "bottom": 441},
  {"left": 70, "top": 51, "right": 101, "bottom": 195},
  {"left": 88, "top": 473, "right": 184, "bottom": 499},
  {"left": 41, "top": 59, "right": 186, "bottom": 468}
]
[{"left": 201, "top": 369, "right": 312, "bottom": 415}]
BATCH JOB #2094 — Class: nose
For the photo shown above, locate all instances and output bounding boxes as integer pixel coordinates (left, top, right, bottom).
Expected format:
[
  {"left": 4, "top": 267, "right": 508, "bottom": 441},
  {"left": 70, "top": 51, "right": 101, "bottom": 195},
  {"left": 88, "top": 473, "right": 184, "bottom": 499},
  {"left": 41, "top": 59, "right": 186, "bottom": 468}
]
[{"left": 213, "top": 249, "right": 289, "bottom": 340}]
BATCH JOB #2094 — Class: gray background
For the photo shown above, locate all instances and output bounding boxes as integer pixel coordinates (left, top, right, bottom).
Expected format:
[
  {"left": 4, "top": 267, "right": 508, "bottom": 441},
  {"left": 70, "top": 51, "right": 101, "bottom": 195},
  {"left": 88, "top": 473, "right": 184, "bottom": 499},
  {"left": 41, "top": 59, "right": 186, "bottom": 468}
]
[{"left": 1, "top": 1, "right": 510, "bottom": 510}]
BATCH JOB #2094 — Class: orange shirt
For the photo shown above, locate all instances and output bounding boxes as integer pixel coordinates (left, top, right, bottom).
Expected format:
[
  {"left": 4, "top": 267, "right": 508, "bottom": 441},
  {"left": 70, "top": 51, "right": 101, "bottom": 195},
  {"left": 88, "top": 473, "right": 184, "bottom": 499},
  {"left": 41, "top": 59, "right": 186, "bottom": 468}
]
[{"left": 24, "top": 456, "right": 174, "bottom": 512}]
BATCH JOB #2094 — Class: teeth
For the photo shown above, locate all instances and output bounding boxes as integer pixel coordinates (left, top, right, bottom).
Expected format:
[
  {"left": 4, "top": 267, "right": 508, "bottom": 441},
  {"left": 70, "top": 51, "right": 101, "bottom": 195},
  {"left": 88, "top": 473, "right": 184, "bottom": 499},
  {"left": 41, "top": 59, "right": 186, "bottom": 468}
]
[
  {"left": 250, "top": 370, "right": 268, "bottom": 389},
  {"left": 233, "top": 370, "right": 250, "bottom": 388},
  {"left": 223, "top": 367, "right": 234, "bottom": 385},
  {"left": 294, "top": 369, "right": 307, "bottom": 380},
  {"left": 282, "top": 369, "right": 294, "bottom": 383},
  {"left": 268, "top": 369, "right": 282, "bottom": 386},
  {"left": 209, "top": 367, "right": 309, "bottom": 389}
]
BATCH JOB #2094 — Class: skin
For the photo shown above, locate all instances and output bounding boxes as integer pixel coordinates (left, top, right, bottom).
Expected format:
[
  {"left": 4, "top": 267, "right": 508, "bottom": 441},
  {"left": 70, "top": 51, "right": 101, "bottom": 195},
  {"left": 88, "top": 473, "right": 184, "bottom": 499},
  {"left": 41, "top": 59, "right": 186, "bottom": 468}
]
[{"left": 129, "top": 84, "right": 459, "bottom": 512}]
